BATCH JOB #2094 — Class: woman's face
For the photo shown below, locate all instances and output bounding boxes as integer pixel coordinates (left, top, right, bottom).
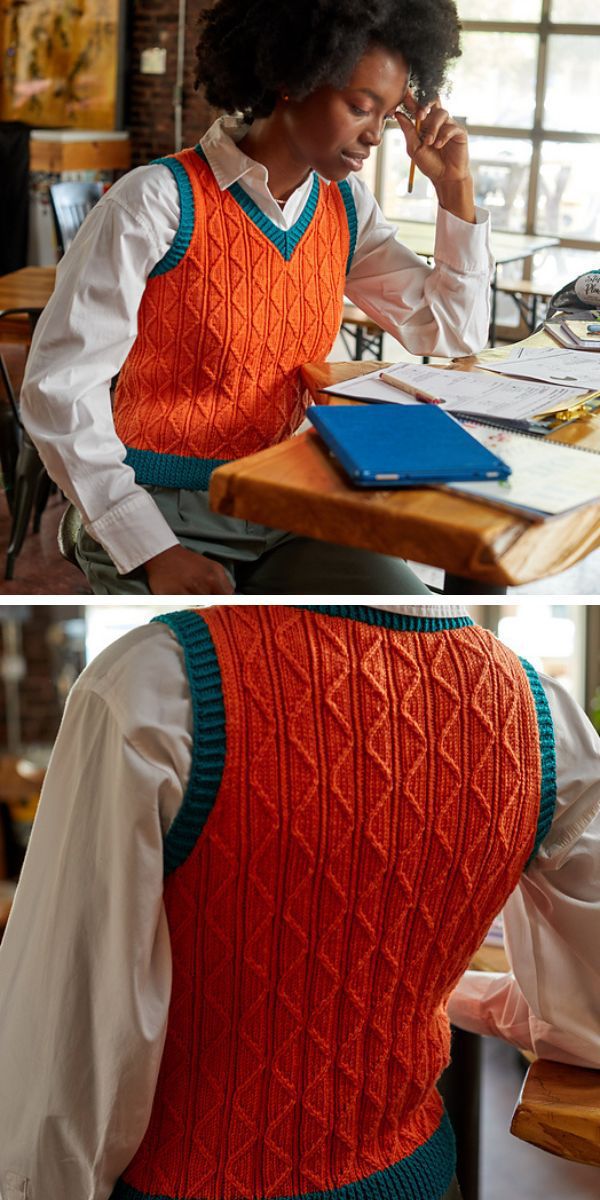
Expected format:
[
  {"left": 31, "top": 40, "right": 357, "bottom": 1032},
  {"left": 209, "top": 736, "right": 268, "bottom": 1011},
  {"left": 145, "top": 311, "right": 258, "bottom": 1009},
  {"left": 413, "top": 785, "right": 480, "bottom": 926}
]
[{"left": 279, "top": 45, "right": 410, "bottom": 181}]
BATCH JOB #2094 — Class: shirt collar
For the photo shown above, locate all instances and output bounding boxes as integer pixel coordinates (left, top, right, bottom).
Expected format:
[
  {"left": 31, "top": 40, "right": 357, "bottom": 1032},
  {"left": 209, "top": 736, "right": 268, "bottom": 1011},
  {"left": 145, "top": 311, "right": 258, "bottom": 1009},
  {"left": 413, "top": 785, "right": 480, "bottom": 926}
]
[
  {"left": 199, "top": 114, "right": 329, "bottom": 194},
  {"left": 366, "top": 604, "right": 471, "bottom": 618}
]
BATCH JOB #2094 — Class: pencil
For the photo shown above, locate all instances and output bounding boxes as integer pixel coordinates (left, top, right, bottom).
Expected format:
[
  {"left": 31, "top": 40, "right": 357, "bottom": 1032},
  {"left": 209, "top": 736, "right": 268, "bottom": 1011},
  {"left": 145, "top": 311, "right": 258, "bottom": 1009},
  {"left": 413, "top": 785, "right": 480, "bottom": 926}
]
[
  {"left": 407, "top": 116, "right": 421, "bottom": 194},
  {"left": 379, "top": 371, "right": 442, "bottom": 404}
]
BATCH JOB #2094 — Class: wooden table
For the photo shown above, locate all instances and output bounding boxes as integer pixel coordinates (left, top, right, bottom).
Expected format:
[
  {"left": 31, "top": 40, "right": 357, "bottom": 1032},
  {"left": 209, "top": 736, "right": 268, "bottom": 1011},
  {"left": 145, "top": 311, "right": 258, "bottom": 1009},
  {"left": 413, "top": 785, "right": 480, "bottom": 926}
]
[
  {"left": 209, "top": 332, "right": 600, "bottom": 593},
  {"left": 393, "top": 220, "right": 559, "bottom": 267},
  {"left": 511, "top": 1059, "right": 600, "bottom": 1167},
  {"left": 452, "top": 941, "right": 600, "bottom": 1194},
  {"left": 391, "top": 223, "right": 559, "bottom": 347},
  {"left": 0, "top": 267, "right": 56, "bottom": 341}
]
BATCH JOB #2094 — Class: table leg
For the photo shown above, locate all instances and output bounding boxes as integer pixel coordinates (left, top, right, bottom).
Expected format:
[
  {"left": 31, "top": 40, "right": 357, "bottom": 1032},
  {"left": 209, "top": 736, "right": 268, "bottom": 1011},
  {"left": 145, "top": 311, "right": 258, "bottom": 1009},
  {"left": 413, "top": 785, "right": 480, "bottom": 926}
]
[
  {"left": 490, "top": 271, "right": 498, "bottom": 348},
  {"left": 443, "top": 573, "right": 507, "bottom": 595},
  {"left": 356, "top": 326, "right": 365, "bottom": 360},
  {"left": 439, "top": 1028, "right": 482, "bottom": 1200}
]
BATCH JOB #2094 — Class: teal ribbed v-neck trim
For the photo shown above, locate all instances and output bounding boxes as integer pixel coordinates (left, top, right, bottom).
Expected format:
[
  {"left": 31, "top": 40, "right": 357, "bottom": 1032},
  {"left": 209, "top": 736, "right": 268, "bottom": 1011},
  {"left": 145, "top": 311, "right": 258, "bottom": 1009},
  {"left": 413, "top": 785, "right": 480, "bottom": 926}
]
[{"left": 195, "top": 144, "right": 320, "bottom": 262}]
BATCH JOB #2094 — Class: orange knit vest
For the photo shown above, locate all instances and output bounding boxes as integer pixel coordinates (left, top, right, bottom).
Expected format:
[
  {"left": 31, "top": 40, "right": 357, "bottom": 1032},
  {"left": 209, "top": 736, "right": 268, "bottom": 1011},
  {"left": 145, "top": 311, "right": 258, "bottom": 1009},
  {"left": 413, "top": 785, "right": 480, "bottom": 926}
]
[
  {"left": 113, "top": 150, "right": 353, "bottom": 490},
  {"left": 112, "top": 606, "right": 556, "bottom": 1200}
]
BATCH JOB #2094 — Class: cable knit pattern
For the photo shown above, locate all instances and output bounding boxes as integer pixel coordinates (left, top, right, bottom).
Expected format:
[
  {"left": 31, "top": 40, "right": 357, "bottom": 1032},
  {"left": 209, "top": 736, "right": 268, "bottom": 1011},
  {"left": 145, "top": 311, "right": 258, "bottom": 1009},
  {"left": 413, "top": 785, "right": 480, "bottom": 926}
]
[
  {"left": 113, "top": 607, "right": 550, "bottom": 1200},
  {"left": 113, "top": 150, "right": 349, "bottom": 488}
]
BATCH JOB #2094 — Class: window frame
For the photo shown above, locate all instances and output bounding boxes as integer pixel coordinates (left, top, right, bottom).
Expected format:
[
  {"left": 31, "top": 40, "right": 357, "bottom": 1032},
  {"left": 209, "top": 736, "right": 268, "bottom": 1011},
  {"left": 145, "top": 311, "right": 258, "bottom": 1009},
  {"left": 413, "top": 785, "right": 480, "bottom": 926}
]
[{"left": 377, "top": 0, "right": 600, "bottom": 249}]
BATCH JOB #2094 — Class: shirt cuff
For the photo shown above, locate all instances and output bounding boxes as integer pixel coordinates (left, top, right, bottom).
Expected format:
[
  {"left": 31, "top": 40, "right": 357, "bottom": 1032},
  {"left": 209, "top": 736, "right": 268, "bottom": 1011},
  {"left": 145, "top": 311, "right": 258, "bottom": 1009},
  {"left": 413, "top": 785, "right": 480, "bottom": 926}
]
[
  {"left": 86, "top": 491, "right": 179, "bottom": 575},
  {"left": 434, "top": 204, "right": 493, "bottom": 275}
]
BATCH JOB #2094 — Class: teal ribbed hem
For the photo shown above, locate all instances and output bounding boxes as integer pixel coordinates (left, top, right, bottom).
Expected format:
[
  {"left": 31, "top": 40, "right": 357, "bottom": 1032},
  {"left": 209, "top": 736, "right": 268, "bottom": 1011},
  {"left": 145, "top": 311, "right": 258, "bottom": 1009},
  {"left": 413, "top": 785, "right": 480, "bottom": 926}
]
[
  {"left": 149, "top": 156, "right": 195, "bottom": 276},
  {"left": 519, "top": 656, "right": 558, "bottom": 865},
  {"left": 152, "top": 611, "right": 226, "bottom": 875},
  {"left": 297, "top": 606, "right": 474, "bottom": 633},
  {"left": 195, "top": 144, "right": 320, "bottom": 262},
  {"left": 111, "top": 1109, "right": 455, "bottom": 1200},
  {"left": 338, "top": 180, "right": 358, "bottom": 275},
  {"left": 124, "top": 446, "right": 229, "bottom": 491}
]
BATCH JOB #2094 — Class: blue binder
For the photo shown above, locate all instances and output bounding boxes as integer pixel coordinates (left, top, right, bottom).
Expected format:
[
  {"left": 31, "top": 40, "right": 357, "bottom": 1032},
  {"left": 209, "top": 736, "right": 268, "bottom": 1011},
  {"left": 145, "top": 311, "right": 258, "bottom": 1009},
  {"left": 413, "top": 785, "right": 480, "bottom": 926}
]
[{"left": 308, "top": 404, "right": 511, "bottom": 488}]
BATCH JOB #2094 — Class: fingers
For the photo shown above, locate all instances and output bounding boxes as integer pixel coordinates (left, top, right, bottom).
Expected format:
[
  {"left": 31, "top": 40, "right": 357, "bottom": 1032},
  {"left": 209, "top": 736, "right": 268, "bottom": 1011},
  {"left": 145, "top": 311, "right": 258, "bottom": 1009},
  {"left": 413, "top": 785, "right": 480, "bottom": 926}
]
[
  {"left": 397, "top": 99, "right": 465, "bottom": 154},
  {"left": 202, "top": 560, "right": 235, "bottom": 594},
  {"left": 397, "top": 88, "right": 429, "bottom": 125},
  {"left": 395, "top": 111, "right": 422, "bottom": 158}
]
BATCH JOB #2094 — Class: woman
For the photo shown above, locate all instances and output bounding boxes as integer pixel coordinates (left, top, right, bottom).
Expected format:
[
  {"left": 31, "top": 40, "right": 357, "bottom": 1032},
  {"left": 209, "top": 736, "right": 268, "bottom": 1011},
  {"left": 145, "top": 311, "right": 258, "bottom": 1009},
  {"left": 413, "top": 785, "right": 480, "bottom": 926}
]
[{"left": 21, "top": 0, "right": 492, "bottom": 594}]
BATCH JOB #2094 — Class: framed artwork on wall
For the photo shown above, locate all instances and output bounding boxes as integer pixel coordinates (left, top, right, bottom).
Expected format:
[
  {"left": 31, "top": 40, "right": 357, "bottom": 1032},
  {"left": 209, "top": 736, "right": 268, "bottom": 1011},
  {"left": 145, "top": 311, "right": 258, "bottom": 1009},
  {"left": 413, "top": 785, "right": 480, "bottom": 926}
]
[{"left": 1, "top": 0, "right": 124, "bottom": 129}]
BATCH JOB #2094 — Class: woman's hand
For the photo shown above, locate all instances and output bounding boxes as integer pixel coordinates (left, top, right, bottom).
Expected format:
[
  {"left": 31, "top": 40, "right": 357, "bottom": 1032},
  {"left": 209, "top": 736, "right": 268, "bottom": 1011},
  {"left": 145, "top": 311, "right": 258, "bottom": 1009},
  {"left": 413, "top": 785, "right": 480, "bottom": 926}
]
[
  {"left": 144, "top": 545, "right": 235, "bottom": 594},
  {"left": 395, "top": 90, "right": 476, "bottom": 223}
]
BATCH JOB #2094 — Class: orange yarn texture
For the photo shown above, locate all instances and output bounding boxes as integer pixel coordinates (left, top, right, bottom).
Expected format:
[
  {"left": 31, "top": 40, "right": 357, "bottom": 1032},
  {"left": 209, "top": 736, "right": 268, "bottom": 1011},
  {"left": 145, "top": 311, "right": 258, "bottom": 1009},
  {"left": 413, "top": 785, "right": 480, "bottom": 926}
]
[
  {"left": 114, "top": 151, "right": 349, "bottom": 463},
  {"left": 122, "top": 607, "right": 542, "bottom": 1200}
]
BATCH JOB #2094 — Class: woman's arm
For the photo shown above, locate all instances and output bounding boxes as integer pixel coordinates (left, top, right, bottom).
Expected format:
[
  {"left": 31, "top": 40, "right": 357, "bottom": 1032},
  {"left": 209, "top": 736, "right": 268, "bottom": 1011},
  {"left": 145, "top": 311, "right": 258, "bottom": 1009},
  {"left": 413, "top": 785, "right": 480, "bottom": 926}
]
[
  {"left": 345, "top": 95, "right": 494, "bottom": 358},
  {"left": 20, "top": 167, "right": 182, "bottom": 576},
  {"left": 0, "top": 624, "right": 192, "bottom": 1199}
]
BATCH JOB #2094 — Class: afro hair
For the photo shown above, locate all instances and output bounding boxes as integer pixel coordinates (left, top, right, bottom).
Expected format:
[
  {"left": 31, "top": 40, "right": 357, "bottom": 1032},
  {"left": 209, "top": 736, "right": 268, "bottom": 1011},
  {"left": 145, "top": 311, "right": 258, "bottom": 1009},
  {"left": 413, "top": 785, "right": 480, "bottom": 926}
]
[{"left": 195, "top": 0, "right": 462, "bottom": 121}]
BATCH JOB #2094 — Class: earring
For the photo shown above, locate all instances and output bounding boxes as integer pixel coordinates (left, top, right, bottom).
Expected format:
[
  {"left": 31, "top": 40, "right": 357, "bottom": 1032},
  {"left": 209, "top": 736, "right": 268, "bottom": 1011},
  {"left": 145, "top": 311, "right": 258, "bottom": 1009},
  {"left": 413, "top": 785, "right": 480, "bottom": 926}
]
[{"left": 282, "top": 92, "right": 290, "bottom": 102}]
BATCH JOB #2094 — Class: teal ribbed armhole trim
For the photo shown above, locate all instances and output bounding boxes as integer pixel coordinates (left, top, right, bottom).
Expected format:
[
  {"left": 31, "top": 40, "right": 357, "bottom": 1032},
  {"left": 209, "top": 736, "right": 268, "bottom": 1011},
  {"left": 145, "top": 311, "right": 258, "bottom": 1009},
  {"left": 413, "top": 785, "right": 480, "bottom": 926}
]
[
  {"left": 148, "top": 156, "right": 195, "bottom": 277},
  {"left": 110, "top": 1108, "right": 455, "bottom": 1200},
  {"left": 195, "top": 144, "right": 320, "bottom": 262},
  {"left": 519, "top": 655, "right": 557, "bottom": 865},
  {"left": 297, "top": 605, "right": 474, "bottom": 633},
  {"left": 152, "top": 611, "right": 226, "bottom": 875},
  {"left": 337, "top": 180, "right": 358, "bottom": 275}
]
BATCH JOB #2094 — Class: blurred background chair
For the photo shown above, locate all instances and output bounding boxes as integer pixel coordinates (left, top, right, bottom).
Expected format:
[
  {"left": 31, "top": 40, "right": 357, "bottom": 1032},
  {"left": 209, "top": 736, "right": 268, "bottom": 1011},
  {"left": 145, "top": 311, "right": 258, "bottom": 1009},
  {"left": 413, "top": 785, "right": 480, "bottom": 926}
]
[
  {"left": 49, "top": 180, "right": 104, "bottom": 256},
  {"left": 0, "top": 306, "right": 55, "bottom": 580}
]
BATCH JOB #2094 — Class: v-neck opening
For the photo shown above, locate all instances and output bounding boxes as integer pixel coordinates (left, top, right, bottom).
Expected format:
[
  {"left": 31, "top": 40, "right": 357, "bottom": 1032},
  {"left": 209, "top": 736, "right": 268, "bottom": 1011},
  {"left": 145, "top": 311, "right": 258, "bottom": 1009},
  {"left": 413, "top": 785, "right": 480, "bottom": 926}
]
[{"left": 194, "top": 144, "right": 320, "bottom": 262}]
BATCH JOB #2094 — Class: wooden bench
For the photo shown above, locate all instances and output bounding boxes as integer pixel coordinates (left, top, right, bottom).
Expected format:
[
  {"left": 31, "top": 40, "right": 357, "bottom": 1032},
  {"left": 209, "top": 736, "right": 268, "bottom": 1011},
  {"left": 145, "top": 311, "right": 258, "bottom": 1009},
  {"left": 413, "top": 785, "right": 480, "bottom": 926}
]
[
  {"left": 340, "top": 303, "right": 384, "bottom": 360},
  {"left": 494, "top": 277, "right": 555, "bottom": 338}
]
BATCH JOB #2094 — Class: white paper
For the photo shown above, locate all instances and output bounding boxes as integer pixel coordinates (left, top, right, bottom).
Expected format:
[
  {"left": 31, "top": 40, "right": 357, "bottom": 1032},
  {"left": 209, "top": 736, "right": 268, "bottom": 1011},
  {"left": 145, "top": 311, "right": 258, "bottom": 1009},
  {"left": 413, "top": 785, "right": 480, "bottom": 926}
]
[
  {"left": 475, "top": 346, "right": 600, "bottom": 390},
  {"left": 322, "top": 366, "right": 419, "bottom": 405},
  {"left": 447, "top": 422, "right": 600, "bottom": 517},
  {"left": 323, "top": 361, "right": 587, "bottom": 420}
]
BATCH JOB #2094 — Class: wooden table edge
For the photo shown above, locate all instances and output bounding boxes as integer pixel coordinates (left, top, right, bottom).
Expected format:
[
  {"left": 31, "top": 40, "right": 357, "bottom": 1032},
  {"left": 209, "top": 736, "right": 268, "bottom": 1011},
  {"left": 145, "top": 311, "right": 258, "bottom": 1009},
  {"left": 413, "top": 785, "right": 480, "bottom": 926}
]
[{"left": 510, "top": 1059, "right": 600, "bottom": 1166}]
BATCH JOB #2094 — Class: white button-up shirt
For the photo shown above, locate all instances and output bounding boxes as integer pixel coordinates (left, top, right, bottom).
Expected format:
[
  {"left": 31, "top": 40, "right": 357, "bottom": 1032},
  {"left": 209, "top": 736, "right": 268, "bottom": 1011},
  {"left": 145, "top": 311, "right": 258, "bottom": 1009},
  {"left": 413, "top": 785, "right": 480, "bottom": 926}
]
[
  {"left": 20, "top": 118, "right": 494, "bottom": 576},
  {"left": 0, "top": 604, "right": 598, "bottom": 1200}
]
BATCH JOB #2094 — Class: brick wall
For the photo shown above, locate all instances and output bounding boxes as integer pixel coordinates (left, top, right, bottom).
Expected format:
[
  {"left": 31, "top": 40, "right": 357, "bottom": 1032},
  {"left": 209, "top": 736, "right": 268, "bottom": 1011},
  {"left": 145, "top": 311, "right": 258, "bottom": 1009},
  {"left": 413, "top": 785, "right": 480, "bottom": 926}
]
[
  {"left": 127, "top": 0, "right": 218, "bottom": 166},
  {"left": 0, "top": 607, "right": 86, "bottom": 750}
]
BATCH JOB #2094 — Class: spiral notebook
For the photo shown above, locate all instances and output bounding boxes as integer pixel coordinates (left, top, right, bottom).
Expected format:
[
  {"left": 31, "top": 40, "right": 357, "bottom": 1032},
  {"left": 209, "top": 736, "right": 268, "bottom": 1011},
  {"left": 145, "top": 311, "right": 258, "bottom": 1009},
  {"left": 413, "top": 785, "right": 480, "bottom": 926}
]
[
  {"left": 446, "top": 420, "right": 600, "bottom": 518},
  {"left": 307, "top": 404, "right": 511, "bottom": 488}
]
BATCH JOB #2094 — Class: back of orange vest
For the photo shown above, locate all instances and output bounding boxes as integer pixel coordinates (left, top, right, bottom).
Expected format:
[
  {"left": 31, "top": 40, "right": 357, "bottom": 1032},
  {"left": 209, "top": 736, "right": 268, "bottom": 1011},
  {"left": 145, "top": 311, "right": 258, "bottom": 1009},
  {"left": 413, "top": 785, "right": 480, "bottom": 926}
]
[{"left": 115, "top": 605, "right": 554, "bottom": 1200}]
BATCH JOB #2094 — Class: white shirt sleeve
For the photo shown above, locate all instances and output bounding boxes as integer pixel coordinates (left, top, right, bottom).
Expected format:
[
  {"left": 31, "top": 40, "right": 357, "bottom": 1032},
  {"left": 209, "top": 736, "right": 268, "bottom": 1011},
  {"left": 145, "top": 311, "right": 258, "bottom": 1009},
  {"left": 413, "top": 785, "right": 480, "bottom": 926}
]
[
  {"left": 346, "top": 176, "right": 494, "bottom": 359},
  {"left": 0, "top": 624, "right": 191, "bottom": 1200},
  {"left": 20, "top": 165, "right": 182, "bottom": 575},
  {"left": 447, "top": 672, "right": 600, "bottom": 1068}
]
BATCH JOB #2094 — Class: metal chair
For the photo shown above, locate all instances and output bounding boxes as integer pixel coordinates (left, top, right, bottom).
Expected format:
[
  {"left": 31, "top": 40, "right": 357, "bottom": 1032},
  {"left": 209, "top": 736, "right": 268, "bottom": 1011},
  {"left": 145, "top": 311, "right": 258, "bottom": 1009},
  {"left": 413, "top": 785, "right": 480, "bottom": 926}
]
[
  {"left": 0, "top": 307, "right": 56, "bottom": 580},
  {"left": 48, "top": 181, "right": 104, "bottom": 255}
]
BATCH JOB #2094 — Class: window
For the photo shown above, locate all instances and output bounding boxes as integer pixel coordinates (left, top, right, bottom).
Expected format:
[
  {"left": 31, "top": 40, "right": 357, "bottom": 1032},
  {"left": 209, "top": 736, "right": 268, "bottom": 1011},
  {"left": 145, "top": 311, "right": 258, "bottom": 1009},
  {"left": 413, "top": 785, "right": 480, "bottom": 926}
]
[
  {"left": 488, "top": 603, "right": 586, "bottom": 703},
  {"left": 374, "top": 1, "right": 600, "bottom": 249}
]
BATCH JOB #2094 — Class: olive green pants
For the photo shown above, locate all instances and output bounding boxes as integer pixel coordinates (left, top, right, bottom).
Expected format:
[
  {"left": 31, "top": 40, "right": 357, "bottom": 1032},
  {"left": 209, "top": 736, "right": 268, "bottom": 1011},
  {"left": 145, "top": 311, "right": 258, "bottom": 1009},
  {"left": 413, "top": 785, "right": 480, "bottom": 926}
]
[{"left": 76, "top": 486, "right": 431, "bottom": 596}]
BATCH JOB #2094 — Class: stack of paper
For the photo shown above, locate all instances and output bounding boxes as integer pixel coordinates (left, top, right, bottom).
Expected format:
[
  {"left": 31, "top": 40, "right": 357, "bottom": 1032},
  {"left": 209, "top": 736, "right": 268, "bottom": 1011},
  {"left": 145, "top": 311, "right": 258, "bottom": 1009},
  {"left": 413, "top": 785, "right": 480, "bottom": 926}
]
[
  {"left": 446, "top": 422, "right": 600, "bottom": 519},
  {"left": 545, "top": 319, "right": 600, "bottom": 350},
  {"left": 475, "top": 345, "right": 600, "bottom": 390},
  {"left": 321, "top": 361, "right": 591, "bottom": 426}
]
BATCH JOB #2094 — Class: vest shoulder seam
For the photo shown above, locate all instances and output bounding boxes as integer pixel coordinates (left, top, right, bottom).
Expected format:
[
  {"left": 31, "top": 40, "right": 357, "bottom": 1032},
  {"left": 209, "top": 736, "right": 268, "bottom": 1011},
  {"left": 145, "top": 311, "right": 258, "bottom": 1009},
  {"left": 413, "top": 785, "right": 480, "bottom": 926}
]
[
  {"left": 148, "top": 156, "right": 195, "bottom": 278},
  {"left": 152, "top": 610, "right": 226, "bottom": 875}
]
